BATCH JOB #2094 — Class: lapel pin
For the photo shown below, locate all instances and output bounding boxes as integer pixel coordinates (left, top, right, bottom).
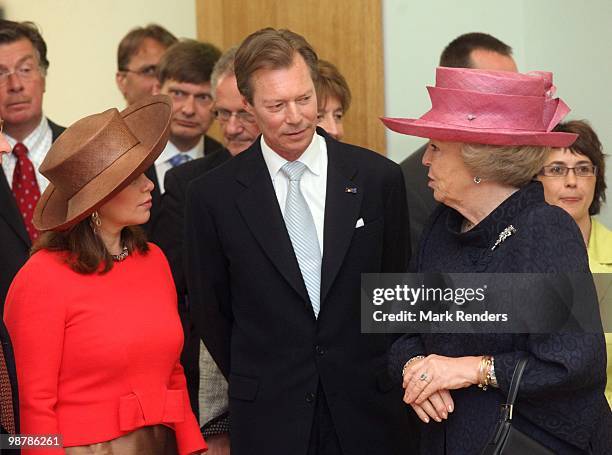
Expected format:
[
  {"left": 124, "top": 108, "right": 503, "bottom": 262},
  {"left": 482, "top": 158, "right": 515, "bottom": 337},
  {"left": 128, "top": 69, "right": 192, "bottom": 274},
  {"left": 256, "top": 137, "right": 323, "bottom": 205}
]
[{"left": 345, "top": 187, "right": 357, "bottom": 194}]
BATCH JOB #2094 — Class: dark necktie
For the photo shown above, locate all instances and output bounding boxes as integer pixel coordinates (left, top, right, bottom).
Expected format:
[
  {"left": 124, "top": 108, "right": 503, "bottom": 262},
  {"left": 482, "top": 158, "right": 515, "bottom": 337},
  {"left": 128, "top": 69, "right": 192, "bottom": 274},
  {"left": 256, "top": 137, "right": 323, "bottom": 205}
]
[
  {"left": 0, "top": 341, "right": 16, "bottom": 435},
  {"left": 168, "top": 153, "right": 192, "bottom": 168},
  {"left": 12, "top": 142, "right": 41, "bottom": 241}
]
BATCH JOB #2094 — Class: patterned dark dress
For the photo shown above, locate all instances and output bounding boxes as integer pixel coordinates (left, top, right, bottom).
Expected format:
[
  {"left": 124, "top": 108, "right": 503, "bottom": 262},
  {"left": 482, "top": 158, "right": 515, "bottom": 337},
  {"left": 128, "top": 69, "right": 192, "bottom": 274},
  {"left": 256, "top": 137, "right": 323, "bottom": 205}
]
[{"left": 389, "top": 182, "right": 611, "bottom": 454}]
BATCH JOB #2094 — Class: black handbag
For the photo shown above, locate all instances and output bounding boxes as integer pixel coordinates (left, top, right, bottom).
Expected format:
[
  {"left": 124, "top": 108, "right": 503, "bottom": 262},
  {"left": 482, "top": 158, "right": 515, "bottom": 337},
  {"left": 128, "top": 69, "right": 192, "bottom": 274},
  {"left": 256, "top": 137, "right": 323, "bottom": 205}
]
[{"left": 481, "top": 358, "right": 554, "bottom": 455}]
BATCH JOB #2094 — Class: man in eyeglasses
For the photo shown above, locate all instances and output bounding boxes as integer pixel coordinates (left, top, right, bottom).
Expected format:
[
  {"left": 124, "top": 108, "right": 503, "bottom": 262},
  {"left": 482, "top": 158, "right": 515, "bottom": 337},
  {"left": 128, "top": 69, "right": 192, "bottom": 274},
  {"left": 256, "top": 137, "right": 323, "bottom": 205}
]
[
  {"left": 142, "top": 40, "right": 222, "bottom": 236},
  {"left": 150, "top": 46, "right": 260, "bottom": 455},
  {"left": 115, "top": 24, "right": 177, "bottom": 106},
  {"left": 0, "top": 20, "right": 65, "bottom": 306}
]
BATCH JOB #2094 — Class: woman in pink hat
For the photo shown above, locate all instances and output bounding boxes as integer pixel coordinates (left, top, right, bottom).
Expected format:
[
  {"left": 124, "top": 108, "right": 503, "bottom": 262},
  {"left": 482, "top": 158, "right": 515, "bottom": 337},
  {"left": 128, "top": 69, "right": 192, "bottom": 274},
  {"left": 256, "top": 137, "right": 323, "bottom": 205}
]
[
  {"left": 4, "top": 96, "right": 206, "bottom": 454},
  {"left": 384, "top": 68, "right": 610, "bottom": 453}
]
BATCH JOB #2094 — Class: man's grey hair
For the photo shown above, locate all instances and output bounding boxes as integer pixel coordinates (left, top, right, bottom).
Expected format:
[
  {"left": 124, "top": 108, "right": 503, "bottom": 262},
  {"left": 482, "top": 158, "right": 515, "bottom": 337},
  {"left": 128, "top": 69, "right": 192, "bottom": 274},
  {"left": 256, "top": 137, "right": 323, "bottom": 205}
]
[{"left": 211, "top": 45, "right": 239, "bottom": 98}]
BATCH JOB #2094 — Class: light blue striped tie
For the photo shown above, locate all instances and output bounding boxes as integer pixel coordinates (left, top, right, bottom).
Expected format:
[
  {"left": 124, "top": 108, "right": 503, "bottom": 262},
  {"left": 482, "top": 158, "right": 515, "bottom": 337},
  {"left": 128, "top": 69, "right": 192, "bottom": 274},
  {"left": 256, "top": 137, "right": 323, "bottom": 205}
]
[{"left": 281, "top": 161, "right": 321, "bottom": 317}]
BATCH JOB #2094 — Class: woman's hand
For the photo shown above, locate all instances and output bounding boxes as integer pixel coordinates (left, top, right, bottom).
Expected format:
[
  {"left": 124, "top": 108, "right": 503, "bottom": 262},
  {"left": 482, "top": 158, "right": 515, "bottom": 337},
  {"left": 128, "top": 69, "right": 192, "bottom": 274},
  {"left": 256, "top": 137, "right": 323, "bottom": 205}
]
[
  {"left": 409, "top": 389, "right": 454, "bottom": 423},
  {"left": 402, "top": 354, "right": 481, "bottom": 406}
]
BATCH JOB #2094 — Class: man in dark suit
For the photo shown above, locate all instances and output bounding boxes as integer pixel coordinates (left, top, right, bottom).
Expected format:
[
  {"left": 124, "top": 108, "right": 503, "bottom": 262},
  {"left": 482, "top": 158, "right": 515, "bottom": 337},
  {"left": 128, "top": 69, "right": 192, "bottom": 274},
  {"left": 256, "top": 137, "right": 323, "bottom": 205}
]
[
  {"left": 0, "top": 20, "right": 65, "bottom": 306},
  {"left": 151, "top": 46, "right": 260, "bottom": 455},
  {"left": 400, "top": 33, "right": 517, "bottom": 251},
  {"left": 143, "top": 39, "right": 223, "bottom": 235},
  {"left": 185, "top": 28, "right": 415, "bottom": 454}
]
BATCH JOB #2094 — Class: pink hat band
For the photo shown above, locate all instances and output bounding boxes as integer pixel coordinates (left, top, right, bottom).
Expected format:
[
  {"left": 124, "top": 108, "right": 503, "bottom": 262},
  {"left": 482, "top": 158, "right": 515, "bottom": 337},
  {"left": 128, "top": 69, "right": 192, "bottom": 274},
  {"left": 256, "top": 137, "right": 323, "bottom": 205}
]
[
  {"left": 382, "top": 67, "right": 577, "bottom": 147},
  {"left": 422, "top": 86, "right": 570, "bottom": 132}
]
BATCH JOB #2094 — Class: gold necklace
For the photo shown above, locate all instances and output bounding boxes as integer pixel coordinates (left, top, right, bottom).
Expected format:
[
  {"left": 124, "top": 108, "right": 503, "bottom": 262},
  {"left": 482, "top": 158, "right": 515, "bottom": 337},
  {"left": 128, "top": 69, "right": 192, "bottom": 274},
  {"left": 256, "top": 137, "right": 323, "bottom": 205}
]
[{"left": 111, "top": 246, "right": 129, "bottom": 262}]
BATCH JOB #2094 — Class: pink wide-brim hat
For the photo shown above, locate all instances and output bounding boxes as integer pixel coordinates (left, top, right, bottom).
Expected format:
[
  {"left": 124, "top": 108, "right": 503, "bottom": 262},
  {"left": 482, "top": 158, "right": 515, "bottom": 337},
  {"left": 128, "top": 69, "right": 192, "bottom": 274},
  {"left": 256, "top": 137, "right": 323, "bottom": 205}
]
[{"left": 381, "top": 67, "right": 577, "bottom": 147}]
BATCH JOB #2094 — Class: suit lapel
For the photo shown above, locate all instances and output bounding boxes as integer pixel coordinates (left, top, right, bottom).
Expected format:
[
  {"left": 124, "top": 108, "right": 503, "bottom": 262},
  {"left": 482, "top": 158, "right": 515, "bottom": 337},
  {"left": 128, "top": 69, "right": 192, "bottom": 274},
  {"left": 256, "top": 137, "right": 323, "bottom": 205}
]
[
  {"left": 320, "top": 140, "right": 362, "bottom": 304},
  {"left": 235, "top": 144, "right": 310, "bottom": 305},
  {"left": 0, "top": 172, "right": 30, "bottom": 247}
]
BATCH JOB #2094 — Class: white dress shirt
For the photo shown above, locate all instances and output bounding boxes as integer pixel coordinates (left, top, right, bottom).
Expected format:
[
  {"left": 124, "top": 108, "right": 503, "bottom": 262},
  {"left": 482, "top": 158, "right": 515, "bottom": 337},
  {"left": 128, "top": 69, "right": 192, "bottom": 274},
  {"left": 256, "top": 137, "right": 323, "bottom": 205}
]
[
  {"left": 261, "top": 133, "right": 328, "bottom": 255},
  {"left": 2, "top": 117, "right": 53, "bottom": 192},
  {"left": 154, "top": 137, "right": 205, "bottom": 194}
]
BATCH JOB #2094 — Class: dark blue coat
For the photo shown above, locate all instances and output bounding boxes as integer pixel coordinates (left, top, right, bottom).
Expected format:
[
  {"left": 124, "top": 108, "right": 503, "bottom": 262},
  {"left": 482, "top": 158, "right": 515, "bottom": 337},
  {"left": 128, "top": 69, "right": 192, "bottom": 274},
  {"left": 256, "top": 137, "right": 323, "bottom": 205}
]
[{"left": 389, "top": 182, "right": 611, "bottom": 454}]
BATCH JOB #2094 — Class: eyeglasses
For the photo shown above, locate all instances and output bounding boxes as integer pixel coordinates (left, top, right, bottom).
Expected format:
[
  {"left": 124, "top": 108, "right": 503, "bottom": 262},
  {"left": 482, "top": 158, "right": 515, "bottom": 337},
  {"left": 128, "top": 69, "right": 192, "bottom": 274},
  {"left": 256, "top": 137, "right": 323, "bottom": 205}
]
[
  {"left": 0, "top": 61, "right": 42, "bottom": 85},
  {"left": 539, "top": 164, "right": 597, "bottom": 177},
  {"left": 213, "top": 108, "right": 256, "bottom": 124},
  {"left": 119, "top": 64, "right": 157, "bottom": 78}
]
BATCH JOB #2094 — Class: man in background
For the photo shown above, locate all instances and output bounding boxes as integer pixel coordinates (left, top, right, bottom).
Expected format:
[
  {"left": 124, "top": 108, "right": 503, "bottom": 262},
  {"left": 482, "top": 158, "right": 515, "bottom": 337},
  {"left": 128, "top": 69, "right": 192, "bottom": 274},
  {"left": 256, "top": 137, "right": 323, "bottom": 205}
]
[
  {"left": 115, "top": 24, "right": 177, "bottom": 106},
  {"left": 400, "top": 32, "right": 517, "bottom": 250},
  {"left": 143, "top": 39, "right": 222, "bottom": 234},
  {"left": 0, "top": 20, "right": 65, "bottom": 305},
  {"left": 151, "top": 45, "right": 260, "bottom": 455}
]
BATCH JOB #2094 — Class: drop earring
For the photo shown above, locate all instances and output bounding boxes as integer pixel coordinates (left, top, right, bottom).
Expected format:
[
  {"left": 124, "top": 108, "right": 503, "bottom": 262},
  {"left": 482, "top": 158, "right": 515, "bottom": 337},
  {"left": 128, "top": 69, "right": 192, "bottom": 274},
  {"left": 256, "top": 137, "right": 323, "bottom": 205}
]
[{"left": 90, "top": 211, "right": 101, "bottom": 234}]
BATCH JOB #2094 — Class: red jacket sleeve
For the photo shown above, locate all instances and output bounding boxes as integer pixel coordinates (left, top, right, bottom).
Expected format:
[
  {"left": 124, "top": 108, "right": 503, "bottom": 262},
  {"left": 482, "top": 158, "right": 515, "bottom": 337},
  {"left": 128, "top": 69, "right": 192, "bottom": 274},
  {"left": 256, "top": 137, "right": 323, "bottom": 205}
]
[
  {"left": 168, "top": 360, "right": 207, "bottom": 454},
  {"left": 4, "top": 253, "right": 66, "bottom": 454}
]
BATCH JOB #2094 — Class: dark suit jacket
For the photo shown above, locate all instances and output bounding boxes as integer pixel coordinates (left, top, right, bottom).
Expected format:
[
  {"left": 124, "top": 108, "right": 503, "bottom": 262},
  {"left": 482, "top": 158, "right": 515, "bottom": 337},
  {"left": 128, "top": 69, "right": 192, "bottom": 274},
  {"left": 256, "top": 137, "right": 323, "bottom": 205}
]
[
  {"left": 185, "top": 129, "right": 416, "bottom": 454},
  {"left": 150, "top": 148, "right": 232, "bottom": 421},
  {"left": 400, "top": 144, "right": 437, "bottom": 253},
  {"left": 0, "top": 119, "right": 64, "bottom": 307},
  {"left": 143, "top": 135, "right": 223, "bottom": 237}
]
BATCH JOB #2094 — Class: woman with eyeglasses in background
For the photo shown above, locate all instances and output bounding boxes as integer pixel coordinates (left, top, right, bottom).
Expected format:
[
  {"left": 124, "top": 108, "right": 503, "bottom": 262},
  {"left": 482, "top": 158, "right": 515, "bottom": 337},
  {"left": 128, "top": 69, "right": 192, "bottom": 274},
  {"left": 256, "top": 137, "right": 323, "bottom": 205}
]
[{"left": 537, "top": 120, "right": 612, "bottom": 409}]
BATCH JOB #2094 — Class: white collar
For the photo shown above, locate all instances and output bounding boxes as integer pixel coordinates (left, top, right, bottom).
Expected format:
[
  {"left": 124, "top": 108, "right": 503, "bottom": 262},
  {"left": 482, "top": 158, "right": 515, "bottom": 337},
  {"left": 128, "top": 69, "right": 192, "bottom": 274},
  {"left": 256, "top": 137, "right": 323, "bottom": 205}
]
[
  {"left": 260, "top": 132, "right": 324, "bottom": 178},
  {"left": 5, "top": 116, "right": 50, "bottom": 151}
]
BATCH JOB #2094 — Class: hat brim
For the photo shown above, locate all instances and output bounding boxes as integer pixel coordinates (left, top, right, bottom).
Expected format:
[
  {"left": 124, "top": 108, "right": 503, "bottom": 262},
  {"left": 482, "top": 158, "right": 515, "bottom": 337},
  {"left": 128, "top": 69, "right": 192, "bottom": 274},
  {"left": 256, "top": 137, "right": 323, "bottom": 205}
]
[
  {"left": 33, "top": 95, "right": 172, "bottom": 231},
  {"left": 381, "top": 117, "right": 578, "bottom": 148}
]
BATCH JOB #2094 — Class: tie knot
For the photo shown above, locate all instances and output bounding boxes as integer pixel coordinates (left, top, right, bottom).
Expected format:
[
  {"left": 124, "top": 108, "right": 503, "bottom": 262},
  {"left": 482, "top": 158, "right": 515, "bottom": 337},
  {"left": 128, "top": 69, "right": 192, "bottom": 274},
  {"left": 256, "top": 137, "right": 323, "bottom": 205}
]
[
  {"left": 13, "top": 142, "right": 28, "bottom": 158},
  {"left": 168, "top": 153, "right": 192, "bottom": 168},
  {"left": 281, "top": 161, "right": 307, "bottom": 181}
]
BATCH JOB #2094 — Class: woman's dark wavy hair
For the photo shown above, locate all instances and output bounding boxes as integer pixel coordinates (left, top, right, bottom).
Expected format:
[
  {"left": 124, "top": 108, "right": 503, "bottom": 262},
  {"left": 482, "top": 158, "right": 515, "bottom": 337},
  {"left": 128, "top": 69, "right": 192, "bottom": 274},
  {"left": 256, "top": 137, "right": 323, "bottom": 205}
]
[{"left": 32, "top": 217, "right": 148, "bottom": 274}]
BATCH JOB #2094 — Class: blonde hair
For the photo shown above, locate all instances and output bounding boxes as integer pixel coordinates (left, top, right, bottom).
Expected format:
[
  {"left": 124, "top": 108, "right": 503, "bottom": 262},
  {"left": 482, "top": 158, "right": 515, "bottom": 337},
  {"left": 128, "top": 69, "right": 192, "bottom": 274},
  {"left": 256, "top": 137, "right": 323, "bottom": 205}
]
[{"left": 461, "top": 143, "right": 549, "bottom": 187}]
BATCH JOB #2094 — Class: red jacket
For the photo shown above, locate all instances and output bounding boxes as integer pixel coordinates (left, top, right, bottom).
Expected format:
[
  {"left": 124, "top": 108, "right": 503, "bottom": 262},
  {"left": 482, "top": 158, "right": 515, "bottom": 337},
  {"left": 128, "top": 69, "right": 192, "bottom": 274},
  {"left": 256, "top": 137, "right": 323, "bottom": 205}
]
[{"left": 4, "top": 244, "right": 206, "bottom": 454}]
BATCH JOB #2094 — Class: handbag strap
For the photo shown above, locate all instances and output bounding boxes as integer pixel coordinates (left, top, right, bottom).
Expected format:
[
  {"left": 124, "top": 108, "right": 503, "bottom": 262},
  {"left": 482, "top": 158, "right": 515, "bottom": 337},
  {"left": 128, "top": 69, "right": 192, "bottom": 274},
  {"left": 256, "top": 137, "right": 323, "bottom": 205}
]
[{"left": 501, "top": 357, "right": 528, "bottom": 421}]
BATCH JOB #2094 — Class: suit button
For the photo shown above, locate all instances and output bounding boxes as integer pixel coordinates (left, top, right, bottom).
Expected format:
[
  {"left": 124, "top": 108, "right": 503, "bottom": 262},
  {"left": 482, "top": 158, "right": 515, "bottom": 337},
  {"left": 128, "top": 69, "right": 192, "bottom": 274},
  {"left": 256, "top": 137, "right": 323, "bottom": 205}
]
[
  {"left": 315, "top": 345, "right": 325, "bottom": 356},
  {"left": 305, "top": 392, "right": 316, "bottom": 403}
]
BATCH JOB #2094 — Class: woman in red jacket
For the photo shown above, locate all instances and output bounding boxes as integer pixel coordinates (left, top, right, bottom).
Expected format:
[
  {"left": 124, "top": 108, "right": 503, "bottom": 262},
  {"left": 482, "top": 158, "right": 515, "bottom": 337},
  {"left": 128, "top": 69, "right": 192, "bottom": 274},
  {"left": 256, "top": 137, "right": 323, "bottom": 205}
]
[{"left": 4, "top": 95, "right": 206, "bottom": 455}]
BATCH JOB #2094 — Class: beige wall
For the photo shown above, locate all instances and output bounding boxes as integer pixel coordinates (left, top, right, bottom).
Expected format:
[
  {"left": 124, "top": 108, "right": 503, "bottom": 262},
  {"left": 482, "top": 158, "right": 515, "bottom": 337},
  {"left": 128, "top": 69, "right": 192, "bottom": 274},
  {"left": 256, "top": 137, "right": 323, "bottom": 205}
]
[{"left": 2, "top": 0, "right": 197, "bottom": 126}]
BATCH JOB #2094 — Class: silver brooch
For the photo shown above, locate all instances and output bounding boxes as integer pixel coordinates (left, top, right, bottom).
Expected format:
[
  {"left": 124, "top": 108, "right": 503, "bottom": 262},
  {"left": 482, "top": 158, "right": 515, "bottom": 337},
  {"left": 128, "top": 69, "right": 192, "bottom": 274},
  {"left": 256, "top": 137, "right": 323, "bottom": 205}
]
[{"left": 491, "top": 225, "right": 517, "bottom": 251}]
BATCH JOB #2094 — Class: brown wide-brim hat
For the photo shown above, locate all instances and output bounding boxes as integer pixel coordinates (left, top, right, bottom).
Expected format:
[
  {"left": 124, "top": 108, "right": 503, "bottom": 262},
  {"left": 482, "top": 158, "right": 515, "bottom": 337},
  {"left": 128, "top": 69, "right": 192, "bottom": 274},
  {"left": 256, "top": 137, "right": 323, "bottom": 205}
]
[{"left": 33, "top": 94, "right": 172, "bottom": 231}]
